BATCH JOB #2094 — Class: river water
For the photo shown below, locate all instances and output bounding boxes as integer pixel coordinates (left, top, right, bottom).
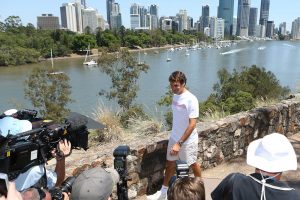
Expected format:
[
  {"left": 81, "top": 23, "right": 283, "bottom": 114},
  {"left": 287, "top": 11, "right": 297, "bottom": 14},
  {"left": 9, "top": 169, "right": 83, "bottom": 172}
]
[{"left": 1, "top": 40, "right": 300, "bottom": 117}]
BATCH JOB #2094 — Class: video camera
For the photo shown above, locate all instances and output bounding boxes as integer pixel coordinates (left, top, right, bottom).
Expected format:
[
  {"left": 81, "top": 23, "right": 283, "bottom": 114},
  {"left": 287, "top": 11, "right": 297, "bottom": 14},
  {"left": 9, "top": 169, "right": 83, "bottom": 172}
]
[
  {"left": 0, "top": 109, "right": 89, "bottom": 180},
  {"left": 113, "top": 145, "right": 130, "bottom": 200},
  {"left": 49, "top": 176, "right": 76, "bottom": 200}
]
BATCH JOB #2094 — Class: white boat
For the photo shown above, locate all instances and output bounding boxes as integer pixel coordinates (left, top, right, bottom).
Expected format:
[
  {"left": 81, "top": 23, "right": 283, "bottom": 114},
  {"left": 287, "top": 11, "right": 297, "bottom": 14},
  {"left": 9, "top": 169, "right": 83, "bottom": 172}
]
[
  {"left": 185, "top": 49, "right": 190, "bottom": 56},
  {"left": 166, "top": 51, "right": 171, "bottom": 62},
  {"left": 138, "top": 51, "right": 144, "bottom": 65},
  {"left": 48, "top": 49, "right": 64, "bottom": 75},
  {"left": 83, "top": 45, "right": 98, "bottom": 66}
]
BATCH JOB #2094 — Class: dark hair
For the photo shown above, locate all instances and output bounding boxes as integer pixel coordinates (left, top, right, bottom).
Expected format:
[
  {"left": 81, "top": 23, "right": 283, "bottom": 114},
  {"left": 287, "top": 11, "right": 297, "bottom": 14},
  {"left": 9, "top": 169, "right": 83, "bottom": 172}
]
[
  {"left": 169, "top": 71, "right": 187, "bottom": 85},
  {"left": 168, "top": 177, "right": 205, "bottom": 200}
]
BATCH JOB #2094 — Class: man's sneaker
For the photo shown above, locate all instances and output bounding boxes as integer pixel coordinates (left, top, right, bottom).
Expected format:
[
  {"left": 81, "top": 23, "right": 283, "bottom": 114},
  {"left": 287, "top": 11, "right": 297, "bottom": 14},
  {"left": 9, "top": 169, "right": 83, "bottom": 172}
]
[{"left": 147, "top": 190, "right": 167, "bottom": 200}]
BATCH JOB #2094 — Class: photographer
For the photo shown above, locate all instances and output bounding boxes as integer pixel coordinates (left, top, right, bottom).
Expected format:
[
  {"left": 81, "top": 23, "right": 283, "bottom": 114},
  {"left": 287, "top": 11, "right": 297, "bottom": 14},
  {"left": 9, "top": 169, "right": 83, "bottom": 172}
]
[
  {"left": 71, "top": 167, "right": 119, "bottom": 200},
  {"left": 14, "top": 139, "right": 71, "bottom": 191}
]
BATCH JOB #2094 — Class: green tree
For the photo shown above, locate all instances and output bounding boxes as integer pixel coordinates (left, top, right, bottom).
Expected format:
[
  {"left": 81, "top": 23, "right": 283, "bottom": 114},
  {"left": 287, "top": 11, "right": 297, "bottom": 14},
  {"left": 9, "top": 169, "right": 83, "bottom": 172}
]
[
  {"left": 99, "top": 48, "right": 149, "bottom": 126},
  {"left": 157, "top": 86, "right": 173, "bottom": 129},
  {"left": 72, "top": 34, "right": 96, "bottom": 51},
  {"left": 201, "top": 65, "right": 290, "bottom": 117},
  {"left": 24, "top": 68, "right": 73, "bottom": 122}
]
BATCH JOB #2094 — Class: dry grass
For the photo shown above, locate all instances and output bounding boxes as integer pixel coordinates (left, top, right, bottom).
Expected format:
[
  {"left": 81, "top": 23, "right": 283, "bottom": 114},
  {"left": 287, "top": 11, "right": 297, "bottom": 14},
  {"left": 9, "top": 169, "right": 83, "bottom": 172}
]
[
  {"left": 127, "top": 117, "right": 164, "bottom": 136},
  {"left": 92, "top": 102, "right": 124, "bottom": 143},
  {"left": 254, "top": 97, "right": 279, "bottom": 108},
  {"left": 201, "top": 108, "right": 228, "bottom": 122}
]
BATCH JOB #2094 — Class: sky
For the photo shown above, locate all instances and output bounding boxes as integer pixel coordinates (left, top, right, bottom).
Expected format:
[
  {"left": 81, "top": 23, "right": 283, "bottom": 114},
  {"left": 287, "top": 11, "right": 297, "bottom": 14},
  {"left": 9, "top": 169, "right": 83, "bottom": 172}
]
[{"left": 1, "top": 0, "right": 299, "bottom": 31}]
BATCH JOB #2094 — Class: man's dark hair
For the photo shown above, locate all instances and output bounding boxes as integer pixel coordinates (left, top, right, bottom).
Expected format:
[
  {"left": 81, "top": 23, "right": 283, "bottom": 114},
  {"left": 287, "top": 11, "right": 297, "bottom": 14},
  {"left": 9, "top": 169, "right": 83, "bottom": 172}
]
[
  {"left": 168, "top": 177, "right": 205, "bottom": 200},
  {"left": 169, "top": 71, "right": 187, "bottom": 85}
]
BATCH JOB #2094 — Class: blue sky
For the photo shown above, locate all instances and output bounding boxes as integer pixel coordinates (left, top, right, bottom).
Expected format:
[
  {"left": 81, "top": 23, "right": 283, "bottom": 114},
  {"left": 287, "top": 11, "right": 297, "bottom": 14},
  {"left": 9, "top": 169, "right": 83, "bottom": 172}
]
[{"left": 1, "top": 0, "right": 299, "bottom": 31}]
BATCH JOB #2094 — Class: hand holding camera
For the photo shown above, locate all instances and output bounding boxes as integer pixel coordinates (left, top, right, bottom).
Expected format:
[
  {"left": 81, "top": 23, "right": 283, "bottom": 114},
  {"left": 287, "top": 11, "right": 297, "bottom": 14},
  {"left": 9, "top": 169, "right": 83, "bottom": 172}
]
[{"left": 51, "top": 139, "right": 71, "bottom": 160}]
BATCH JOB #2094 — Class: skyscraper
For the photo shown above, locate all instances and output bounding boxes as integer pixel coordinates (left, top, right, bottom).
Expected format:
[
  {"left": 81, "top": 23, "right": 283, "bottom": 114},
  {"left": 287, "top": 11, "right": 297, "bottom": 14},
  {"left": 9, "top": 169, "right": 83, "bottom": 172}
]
[
  {"left": 110, "top": 2, "right": 122, "bottom": 30},
  {"left": 259, "top": 0, "right": 270, "bottom": 26},
  {"left": 248, "top": 7, "right": 258, "bottom": 36},
  {"left": 291, "top": 17, "right": 300, "bottom": 40},
  {"left": 130, "top": 3, "right": 140, "bottom": 30},
  {"left": 237, "top": 0, "right": 251, "bottom": 37},
  {"left": 60, "top": 3, "right": 78, "bottom": 32},
  {"left": 218, "top": 0, "right": 234, "bottom": 35},
  {"left": 177, "top": 9, "right": 188, "bottom": 32},
  {"left": 149, "top": 5, "right": 159, "bottom": 30},
  {"left": 81, "top": 0, "right": 86, "bottom": 9},
  {"left": 279, "top": 22, "right": 286, "bottom": 35},
  {"left": 201, "top": 5, "right": 209, "bottom": 32},
  {"left": 82, "top": 8, "right": 98, "bottom": 33},
  {"left": 266, "top": 20, "right": 274, "bottom": 38},
  {"left": 106, "top": 0, "right": 115, "bottom": 29},
  {"left": 139, "top": 6, "right": 147, "bottom": 27},
  {"left": 210, "top": 17, "right": 224, "bottom": 39}
]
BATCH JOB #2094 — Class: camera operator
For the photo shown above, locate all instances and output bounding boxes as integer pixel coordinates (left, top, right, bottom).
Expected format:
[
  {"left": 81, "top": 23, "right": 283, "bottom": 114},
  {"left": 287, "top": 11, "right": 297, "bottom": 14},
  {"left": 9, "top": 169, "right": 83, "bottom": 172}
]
[
  {"left": 0, "top": 182, "right": 22, "bottom": 200},
  {"left": 21, "top": 187, "right": 70, "bottom": 200},
  {"left": 14, "top": 139, "right": 71, "bottom": 191},
  {"left": 71, "top": 167, "right": 120, "bottom": 200}
]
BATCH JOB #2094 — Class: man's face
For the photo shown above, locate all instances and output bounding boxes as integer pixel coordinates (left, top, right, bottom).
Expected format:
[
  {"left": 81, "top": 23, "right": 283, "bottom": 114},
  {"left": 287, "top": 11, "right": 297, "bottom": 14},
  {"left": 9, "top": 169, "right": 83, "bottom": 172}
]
[{"left": 170, "top": 81, "right": 185, "bottom": 95}]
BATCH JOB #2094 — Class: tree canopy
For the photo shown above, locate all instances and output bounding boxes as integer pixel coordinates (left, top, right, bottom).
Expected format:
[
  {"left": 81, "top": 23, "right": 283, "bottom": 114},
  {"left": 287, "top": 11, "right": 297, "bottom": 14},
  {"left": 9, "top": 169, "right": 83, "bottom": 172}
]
[{"left": 24, "top": 68, "right": 73, "bottom": 122}]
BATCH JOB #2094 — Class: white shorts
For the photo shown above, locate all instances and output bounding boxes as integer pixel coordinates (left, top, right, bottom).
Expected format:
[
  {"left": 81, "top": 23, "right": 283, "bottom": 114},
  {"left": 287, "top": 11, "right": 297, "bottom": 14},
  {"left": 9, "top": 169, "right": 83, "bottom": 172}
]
[{"left": 166, "top": 138, "right": 198, "bottom": 166}]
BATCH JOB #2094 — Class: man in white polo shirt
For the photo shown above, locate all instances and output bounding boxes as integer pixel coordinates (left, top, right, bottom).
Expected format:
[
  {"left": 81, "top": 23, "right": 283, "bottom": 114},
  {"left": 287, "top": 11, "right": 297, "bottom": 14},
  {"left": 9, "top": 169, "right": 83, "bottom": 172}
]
[{"left": 148, "top": 71, "right": 201, "bottom": 200}]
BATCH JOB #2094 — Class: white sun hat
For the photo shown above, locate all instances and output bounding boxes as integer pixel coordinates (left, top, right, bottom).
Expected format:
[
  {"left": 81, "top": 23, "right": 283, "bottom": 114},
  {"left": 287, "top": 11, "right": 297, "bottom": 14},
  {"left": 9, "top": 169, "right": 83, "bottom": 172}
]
[
  {"left": 247, "top": 133, "right": 297, "bottom": 173},
  {"left": 3, "top": 109, "right": 18, "bottom": 116},
  {"left": 0, "top": 117, "right": 32, "bottom": 137}
]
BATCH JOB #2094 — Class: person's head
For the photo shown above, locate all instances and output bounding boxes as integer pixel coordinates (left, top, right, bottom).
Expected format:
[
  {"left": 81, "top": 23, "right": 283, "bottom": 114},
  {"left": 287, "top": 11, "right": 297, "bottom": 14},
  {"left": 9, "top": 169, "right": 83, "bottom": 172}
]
[
  {"left": 71, "top": 167, "right": 119, "bottom": 200},
  {"left": 169, "top": 71, "right": 187, "bottom": 95},
  {"left": 21, "top": 187, "right": 51, "bottom": 200},
  {"left": 246, "top": 132, "right": 297, "bottom": 177},
  {"left": 168, "top": 177, "right": 205, "bottom": 200}
]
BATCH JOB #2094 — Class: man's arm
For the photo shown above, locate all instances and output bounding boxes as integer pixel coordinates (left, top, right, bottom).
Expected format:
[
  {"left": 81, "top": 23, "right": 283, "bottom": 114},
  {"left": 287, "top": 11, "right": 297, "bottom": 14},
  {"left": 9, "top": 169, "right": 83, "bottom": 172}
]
[
  {"left": 171, "top": 118, "right": 197, "bottom": 155},
  {"left": 52, "top": 140, "right": 71, "bottom": 186}
]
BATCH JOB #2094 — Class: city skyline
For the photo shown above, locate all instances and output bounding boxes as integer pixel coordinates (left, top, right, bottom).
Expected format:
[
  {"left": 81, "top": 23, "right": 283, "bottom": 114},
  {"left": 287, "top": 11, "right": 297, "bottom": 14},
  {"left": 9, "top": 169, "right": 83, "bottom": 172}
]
[{"left": 1, "top": 0, "right": 299, "bottom": 31}]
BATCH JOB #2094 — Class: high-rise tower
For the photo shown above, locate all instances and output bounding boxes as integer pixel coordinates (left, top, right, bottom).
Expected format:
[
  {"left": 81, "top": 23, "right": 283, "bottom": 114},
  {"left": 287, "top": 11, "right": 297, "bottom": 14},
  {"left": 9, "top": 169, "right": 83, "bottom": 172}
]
[
  {"left": 259, "top": 0, "right": 270, "bottom": 26},
  {"left": 237, "top": 0, "right": 250, "bottom": 37},
  {"left": 248, "top": 7, "right": 257, "bottom": 36},
  {"left": 218, "top": 0, "right": 234, "bottom": 35},
  {"left": 201, "top": 5, "right": 209, "bottom": 32},
  {"left": 106, "top": 0, "right": 115, "bottom": 29}
]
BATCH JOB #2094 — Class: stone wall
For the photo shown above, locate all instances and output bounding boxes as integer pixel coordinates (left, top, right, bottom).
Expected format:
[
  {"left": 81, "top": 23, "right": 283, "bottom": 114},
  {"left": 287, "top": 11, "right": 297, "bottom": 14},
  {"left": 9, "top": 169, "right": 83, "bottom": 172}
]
[
  {"left": 69, "top": 95, "right": 300, "bottom": 199},
  {"left": 122, "top": 95, "right": 300, "bottom": 198}
]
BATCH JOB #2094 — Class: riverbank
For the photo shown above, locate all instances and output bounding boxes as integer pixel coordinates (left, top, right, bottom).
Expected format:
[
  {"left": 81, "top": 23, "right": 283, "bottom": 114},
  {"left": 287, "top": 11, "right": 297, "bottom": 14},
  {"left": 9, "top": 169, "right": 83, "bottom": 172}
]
[{"left": 48, "top": 44, "right": 186, "bottom": 61}]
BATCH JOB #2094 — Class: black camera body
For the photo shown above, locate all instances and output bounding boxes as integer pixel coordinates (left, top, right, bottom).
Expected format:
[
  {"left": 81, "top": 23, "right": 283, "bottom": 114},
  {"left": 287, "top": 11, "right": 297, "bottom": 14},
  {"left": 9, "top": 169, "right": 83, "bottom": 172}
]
[
  {"left": 175, "top": 160, "right": 189, "bottom": 178},
  {"left": 113, "top": 145, "right": 130, "bottom": 200},
  {"left": 0, "top": 110, "right": 89, "bottom": 180},
  {"left": 49, "top": 176, "right": 76, "bottom": 200}
]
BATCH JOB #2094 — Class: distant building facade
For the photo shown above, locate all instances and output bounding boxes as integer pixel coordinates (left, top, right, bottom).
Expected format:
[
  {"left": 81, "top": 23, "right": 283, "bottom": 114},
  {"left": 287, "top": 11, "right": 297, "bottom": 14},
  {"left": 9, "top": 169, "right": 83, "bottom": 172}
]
[
  {"left": 248, "top": 7, "right": 258, "bottom": 36},
  {"left": 110, "top": 2, "right": 122, "bottom": 30},
  {"left": 82, "top": 8, "right": 98, "bottom": 33},
  {"left": 201, "top": 5, "right": 210, "bottom": 32},
  {"left": 218, "top": 0, "right": 234, "bottom": 35},
  {"left": 37, "top": 14, "right": 59, "bottom": 30},
  {"left": 237, "top": 0, "right": 250, "bottom": 37},
  {"left": 291, "top": 17, "right": 300, "bottom": 40},
  {"left": 279, "top": 22, "right": 287, "bottom": 35},
  {"left": 106, "top": 0, "right": 114, "bottom": 29},
  {"left": 60, "top": 3, "right": 78, "bottom": 32},
  {"left": 210, "top": 17, "right": 224, "bottom": 39},
  {"left": 259, "top": 0, "right": 270, "bottom": 26},
  {"left": 266, "top": 20, "right": 274, "bottom": 38}
]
